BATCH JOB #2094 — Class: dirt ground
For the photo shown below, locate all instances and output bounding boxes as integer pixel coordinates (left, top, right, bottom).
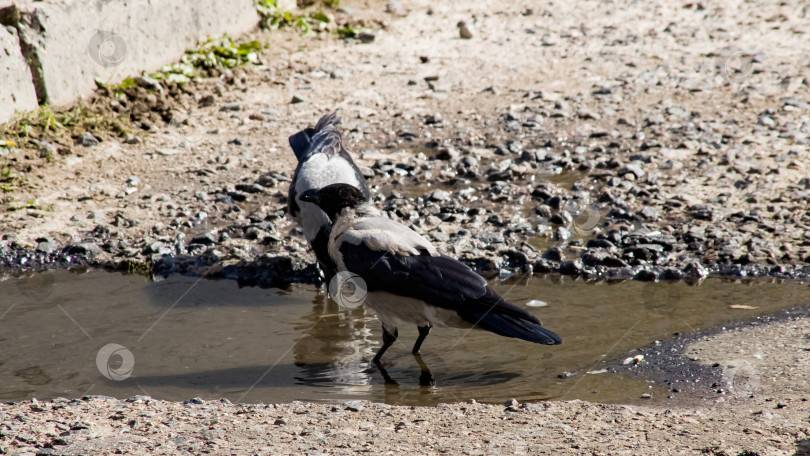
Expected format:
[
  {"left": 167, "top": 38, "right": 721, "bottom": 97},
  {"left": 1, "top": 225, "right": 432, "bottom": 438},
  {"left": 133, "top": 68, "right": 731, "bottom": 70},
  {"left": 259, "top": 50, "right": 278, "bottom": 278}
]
[
  {"left": 1, "top": 0, "right": 809, "bottom": 281},
  {"left": 2, "top": 0, "right": 810, "bottom": 454}
]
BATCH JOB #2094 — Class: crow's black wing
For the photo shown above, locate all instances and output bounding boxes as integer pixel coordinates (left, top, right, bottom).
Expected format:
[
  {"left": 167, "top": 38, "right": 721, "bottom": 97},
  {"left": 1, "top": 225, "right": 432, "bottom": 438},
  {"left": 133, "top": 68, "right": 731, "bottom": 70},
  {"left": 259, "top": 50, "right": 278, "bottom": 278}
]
[{"left": 339, "top": 241, "right": 534, "bottom": 323}]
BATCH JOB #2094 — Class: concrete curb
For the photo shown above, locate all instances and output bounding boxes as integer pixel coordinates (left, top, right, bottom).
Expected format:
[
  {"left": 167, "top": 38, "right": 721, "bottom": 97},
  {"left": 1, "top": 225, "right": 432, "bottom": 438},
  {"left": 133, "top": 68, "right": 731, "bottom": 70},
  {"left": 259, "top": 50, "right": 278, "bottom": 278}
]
[{"left": 0, "top": 0, "right": 260, "bottom": 123}]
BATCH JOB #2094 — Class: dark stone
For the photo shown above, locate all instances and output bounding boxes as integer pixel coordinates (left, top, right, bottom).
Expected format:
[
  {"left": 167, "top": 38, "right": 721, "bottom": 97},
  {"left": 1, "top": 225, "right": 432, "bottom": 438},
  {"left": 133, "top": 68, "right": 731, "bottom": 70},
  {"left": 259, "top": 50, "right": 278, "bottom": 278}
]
[
  {"left": 635, "top": 269, "right": 657, "bottom": 281},
  {"left": 533, "top": 205, "right": 551, "bottom": 219},
  {"left": 586, "top": 239, "right": 615, "bottom": 249},
  {"left": 542, "top": 247, "right": 563, "bottom": 262},
  {"left": 228, "top": 191, "right": 248, "bottom": 202},
  {"left": 532, "top": 187, "right": 552, "bottom": 200},
  {"left": 533, "top": 258, "right": 552, "bottom": 273},
  {"left": 77, "top": 132, "right": 99, "bottom": 147},
  {"left": 198, "top": 95, "right": 215, "bottom": 107},
  {"left": 549, "top": 212, "right": 571, "bottom": 225},
  {"left": 67, "top": 243, "right": 103, "bottom": 257},
  {"left": 358, "top": 32, "right": 376, "bottom": 43},
  {"left": 190, "top": 232, "right": 218, "bottom": 245},
  {"left": 581, "top": 251, "right": 607, "bottom": 266},
  {"left": 220, "top": 102, "right": 241, "bottom": 111},
  {"left": 559, "top": 259, "right": 582, "bottom": 275},
  {"left": 659, "top": 268, "right": 683, "bottom": 280},
  {"left": 545, "top": 195, "right": 562, "bottom": 210},
  {"left": 688, "top": 205, "right": 715, "bottom": 221}
]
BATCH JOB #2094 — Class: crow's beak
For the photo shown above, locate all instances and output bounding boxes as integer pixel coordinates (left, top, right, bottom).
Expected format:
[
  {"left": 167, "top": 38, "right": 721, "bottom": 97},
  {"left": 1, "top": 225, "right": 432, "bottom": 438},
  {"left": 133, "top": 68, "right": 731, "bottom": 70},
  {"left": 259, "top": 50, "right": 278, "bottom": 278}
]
[{"left": 300, "top": 190, "right": 319, "bottom": 204}]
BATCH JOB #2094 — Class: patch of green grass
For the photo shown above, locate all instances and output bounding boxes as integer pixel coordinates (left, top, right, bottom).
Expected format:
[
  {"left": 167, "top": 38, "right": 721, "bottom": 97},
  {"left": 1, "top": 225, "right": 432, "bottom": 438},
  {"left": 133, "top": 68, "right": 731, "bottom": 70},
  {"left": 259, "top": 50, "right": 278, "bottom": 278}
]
[
  {"left": 335, "top": 24, "right": 367, "bottom": 39},
  {"left": 0, "top": 164, "right": 24, "bottom": 192},
  {"left": 7, "top": 199, "right": 39, "bottom": 211},
  {"left": 0, "top": 104, "right": 130, "bottom": 143},
  {"left": 125, "top": 260, "right": 154, "bottom": 279},
  {"left": 105, "top": 35, "right": 268, "bottom": 87},
  {"left": 256, "top": 0, "right": 331, "bottom": 34}
]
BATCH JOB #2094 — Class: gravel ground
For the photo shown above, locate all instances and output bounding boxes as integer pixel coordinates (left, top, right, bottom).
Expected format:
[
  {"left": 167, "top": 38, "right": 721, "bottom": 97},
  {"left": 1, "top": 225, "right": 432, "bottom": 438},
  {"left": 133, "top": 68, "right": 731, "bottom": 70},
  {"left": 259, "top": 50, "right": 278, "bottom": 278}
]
[
  {"left": 2, "top": 0, "right": 810, "bottom": 454},
  {"left": 1, "top": 0, "right": 808, "bottom": 285}
]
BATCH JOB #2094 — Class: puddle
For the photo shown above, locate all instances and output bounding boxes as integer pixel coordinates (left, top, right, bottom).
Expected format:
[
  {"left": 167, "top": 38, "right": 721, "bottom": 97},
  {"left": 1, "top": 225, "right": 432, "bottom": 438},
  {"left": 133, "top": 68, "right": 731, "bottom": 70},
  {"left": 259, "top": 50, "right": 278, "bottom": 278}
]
[{"left": 1, "top": 270, "right": 808, "bottom": 406}]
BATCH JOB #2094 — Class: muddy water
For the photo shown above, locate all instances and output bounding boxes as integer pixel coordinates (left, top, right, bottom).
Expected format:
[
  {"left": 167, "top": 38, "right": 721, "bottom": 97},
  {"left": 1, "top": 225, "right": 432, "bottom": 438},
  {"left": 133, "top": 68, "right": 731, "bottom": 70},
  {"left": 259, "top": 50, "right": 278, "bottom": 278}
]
[{"left": 1, "top": 270, "right": 808, "bottom": 406}]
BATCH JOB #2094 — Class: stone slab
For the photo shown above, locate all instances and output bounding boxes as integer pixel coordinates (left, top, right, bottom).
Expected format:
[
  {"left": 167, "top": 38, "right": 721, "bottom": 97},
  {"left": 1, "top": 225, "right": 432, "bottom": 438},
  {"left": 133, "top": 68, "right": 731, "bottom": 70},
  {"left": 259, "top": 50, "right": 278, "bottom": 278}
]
[
  {"left": 1, "top": 0, "right": 260, "bottom": 108},
  {"left": 0, "top": 24, "right": 37, "bottom": 124}
]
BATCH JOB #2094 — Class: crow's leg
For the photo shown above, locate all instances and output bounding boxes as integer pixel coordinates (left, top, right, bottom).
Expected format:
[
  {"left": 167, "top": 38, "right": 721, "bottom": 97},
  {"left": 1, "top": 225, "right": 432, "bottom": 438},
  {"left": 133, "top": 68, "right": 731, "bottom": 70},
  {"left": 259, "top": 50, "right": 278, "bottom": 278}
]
[
  {"left": 373, "top": 326, "right": 398, "bottom": 364},
  {"left": 413, "top": 354, "right": 435, "bottom": 386},
  {"left": 376, "top": 364, "right": 399, "bottom": 385},
  {"left": 411, "top": 324, "right": 432, "bottom": 354}
]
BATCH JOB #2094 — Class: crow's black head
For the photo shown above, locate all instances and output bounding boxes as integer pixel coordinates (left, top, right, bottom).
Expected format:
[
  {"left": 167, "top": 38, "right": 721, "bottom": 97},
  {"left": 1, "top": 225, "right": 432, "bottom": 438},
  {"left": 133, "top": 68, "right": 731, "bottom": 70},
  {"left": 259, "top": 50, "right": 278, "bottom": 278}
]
[{"left": 300, "top": 183, "right": 367, "bottom": 222}]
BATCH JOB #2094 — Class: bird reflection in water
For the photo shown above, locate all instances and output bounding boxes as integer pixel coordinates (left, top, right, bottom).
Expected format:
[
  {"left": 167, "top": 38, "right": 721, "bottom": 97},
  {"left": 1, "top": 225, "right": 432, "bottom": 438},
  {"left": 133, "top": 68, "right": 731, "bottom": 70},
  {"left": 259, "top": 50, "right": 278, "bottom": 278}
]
[{"left": 292, "top": 289, "right": 440, "bottom": 395}]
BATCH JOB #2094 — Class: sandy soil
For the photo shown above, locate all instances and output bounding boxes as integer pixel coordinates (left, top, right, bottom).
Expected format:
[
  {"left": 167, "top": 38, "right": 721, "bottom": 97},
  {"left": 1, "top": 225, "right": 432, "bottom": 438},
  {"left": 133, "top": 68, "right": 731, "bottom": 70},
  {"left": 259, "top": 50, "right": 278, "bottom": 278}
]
[{"left": 2, "top": 0, "right": 810, "bottom": 454}]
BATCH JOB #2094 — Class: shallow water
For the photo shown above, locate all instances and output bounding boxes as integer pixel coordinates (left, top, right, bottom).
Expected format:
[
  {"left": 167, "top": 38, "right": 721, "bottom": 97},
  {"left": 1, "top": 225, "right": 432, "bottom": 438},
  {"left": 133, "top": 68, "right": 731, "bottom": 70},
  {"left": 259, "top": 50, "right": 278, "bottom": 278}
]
[{"left": 1, "top": 270, "right": 808, "bottom": 406}]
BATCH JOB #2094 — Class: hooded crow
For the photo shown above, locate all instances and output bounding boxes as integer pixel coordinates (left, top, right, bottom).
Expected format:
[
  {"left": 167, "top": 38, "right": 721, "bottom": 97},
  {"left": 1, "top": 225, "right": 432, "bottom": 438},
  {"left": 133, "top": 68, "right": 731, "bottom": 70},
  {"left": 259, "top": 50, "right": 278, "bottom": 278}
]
[
  {"left": 288, "top": 113, "right": 370, "bottom": 282},
  {"left": 300, "top": 183, "right": 562, "bottom": 364}
]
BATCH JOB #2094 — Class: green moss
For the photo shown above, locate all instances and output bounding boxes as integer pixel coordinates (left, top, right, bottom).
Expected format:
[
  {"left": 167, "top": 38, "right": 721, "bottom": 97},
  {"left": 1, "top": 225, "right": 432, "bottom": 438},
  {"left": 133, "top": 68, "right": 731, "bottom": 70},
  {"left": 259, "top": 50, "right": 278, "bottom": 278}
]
[
  {"left": 0, "top": 104, "right": 130, "bottom": 143},
  {"left": 335, "top": 24, "right": 367, "bottom": 39},
  {"left": 7, "top": 199, "right": 40, "bottom": 211},
  {"left": 142, "top": 35, "right": 266, "bottom": 84},
  {"left": 256, "top": 0, "right": 331, "bottom": 34},
  {"left": 125, "top": 260, "right": 155, "bottom": 279}
]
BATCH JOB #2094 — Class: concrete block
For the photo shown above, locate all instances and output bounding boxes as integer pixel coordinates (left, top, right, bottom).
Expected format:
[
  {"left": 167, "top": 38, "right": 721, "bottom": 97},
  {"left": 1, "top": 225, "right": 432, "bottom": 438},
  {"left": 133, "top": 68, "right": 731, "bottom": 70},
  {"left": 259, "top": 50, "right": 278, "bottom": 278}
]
[
  {"left": 0, "top": 24, "right": 38, "bottom": 124},
  {"left": 1, "top": 0, "right": 259, "bottom": 108}
]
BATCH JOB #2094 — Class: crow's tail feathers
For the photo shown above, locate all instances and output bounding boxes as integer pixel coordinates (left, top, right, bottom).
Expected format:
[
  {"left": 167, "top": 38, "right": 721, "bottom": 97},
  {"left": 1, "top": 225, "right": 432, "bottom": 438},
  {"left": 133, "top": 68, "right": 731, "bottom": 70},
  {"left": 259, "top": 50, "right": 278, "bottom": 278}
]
[
  {"left": 314, "top": 112, "right": 341, "bottom": 132},
  {"left": 459, "top": 311, "right": 562, "bottom": 345},
  {"left": 289, "top": 127, "right": 315, "bottom": 162},
  {"left": 288, "top": 113, "right": 342, "bottom": 162}
]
